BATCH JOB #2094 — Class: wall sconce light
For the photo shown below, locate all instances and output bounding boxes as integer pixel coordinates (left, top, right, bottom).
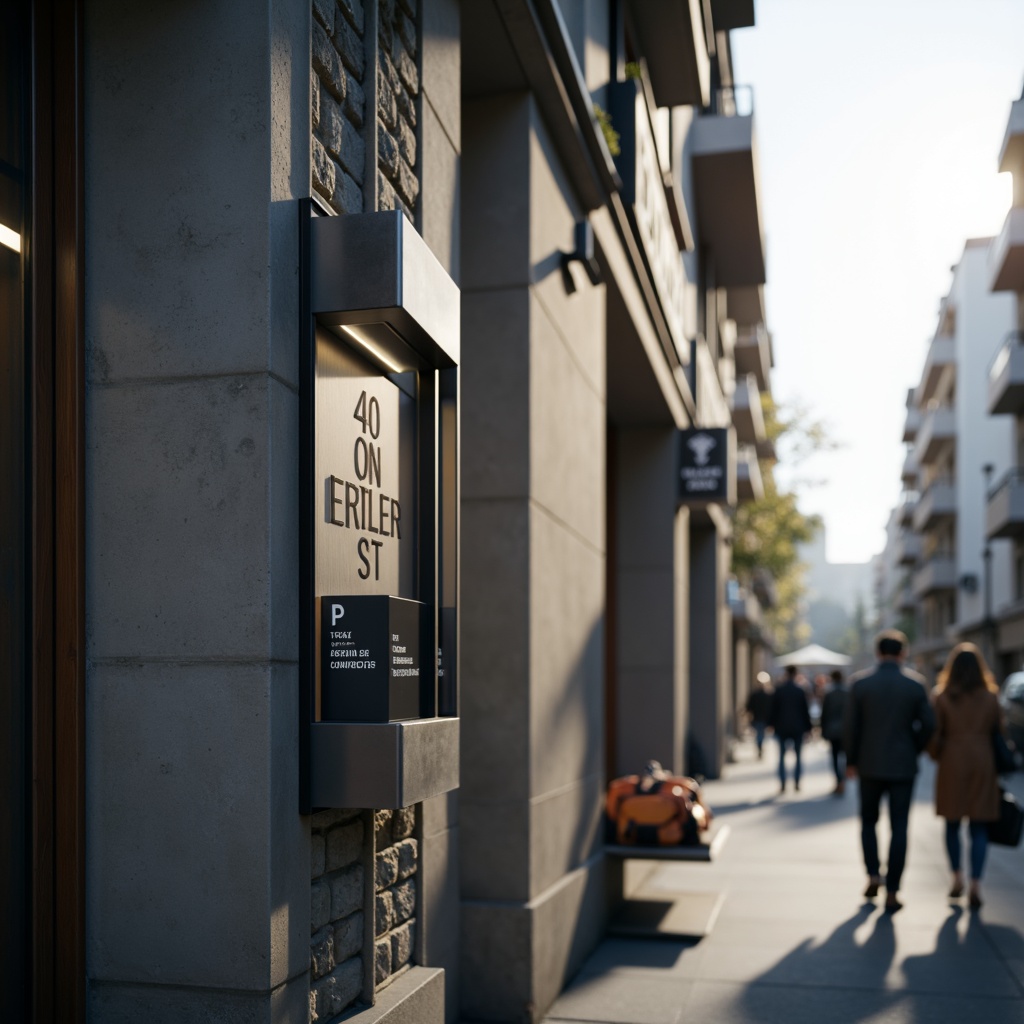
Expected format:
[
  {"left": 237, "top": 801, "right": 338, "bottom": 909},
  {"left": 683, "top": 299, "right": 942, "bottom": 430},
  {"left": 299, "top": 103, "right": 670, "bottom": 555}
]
[
  {"left": 562, "top": 220, "right": 602, "bottom": 292},
  {"left": 959, "top": 573, "right": 978, "bottom": 595}
]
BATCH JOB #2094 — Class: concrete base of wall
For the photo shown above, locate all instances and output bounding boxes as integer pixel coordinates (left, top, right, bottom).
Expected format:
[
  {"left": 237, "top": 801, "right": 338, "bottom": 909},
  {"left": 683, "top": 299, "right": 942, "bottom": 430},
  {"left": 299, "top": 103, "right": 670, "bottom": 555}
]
[
  {"left": 359, "top": 967, "right": 446, "bottom": 1024},
  {"left": 459, "top": 854, "right": 609, "bottom": 1023}
]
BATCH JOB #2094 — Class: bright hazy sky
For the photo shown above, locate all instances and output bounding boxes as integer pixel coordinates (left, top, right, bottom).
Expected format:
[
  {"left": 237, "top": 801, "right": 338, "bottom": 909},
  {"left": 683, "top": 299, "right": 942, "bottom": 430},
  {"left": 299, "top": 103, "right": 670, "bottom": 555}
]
[{"left": 732, "top": 0, "right": 1024, "bottom": 565}]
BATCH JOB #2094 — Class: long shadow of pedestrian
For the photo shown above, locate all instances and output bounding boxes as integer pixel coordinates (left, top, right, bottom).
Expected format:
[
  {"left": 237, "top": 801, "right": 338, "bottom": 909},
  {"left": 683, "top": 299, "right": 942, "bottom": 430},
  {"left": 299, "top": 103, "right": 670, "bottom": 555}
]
[
  {"left": 898, "top": 908, "right": 1024, "bottom": 1018},
  {"left": 736, "top": 906, "right": 901, "bottom": 1024}
]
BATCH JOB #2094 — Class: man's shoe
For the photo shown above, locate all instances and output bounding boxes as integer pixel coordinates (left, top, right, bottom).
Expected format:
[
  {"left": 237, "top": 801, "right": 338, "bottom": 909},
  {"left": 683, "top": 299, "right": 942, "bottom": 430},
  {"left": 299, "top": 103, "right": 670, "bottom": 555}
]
[
  {"left": 884, "top": 893, "right": 902, "bottom": 913},
  {"left": 794, "top": 780, "right": 801, "bottom": 792},
  {"left": 863, "top": 878, "right": 881, "bottom": 899}
]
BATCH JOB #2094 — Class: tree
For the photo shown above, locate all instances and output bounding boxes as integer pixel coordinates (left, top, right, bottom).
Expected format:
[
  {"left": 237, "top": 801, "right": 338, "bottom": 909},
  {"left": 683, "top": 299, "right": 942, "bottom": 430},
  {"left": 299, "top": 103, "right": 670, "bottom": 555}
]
[{"left": 732, "top": 397, "right": 834, "bottom": 652}]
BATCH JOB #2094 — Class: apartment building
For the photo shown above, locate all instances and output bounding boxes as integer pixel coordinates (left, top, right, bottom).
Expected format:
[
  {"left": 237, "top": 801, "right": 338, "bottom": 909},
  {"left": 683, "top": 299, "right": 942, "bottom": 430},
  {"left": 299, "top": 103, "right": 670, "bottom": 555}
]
[
  {"left": 886, "top": 240, "right": 1015, "bottom": 681},
  {"left": 3, "top": 2, "right": 770, "bottom": 1022},
  {"left": 986, "top": 84, "right": 1024, "bottom": 676}
]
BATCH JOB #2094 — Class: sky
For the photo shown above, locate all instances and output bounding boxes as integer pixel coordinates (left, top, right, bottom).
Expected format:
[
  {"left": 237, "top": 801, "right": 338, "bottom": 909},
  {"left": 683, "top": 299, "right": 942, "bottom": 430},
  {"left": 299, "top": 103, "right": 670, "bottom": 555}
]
[{"left": 731, "top": 0, "right": 1024, "bottom": 565}]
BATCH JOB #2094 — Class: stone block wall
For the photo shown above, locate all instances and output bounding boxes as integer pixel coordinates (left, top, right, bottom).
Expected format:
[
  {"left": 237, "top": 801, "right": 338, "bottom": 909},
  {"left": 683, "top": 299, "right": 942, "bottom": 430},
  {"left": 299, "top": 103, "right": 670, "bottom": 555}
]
[
  {"left": 312, "top": 0, "right": 420, "bottom": 216},
  {"left": 309, "top": 806, "right": 418, "bottom": 1023},
  {"left": 375, "top": 0, "right": 420, "bottom": 214},
  {"left": 310, "top": 810, "right": 366, "bottom": 1021},
  {"left": 374, "top": 808, "right": 418, "bottom": 988}
]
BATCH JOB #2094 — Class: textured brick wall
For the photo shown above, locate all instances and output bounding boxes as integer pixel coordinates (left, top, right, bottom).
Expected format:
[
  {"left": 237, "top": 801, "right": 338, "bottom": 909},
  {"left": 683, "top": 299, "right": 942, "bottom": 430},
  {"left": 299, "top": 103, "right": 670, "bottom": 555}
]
[
  {"left": 312, "top": 0, "right": 420, "bottom": 216},
  {"left": 312, "top": 0, "right": 368, "bottom": 214},
  {"left": 373, "top": 808, "right": 418, "bottom": 988},
  {"left": 309, "top": 805, "right": 419, "bottom": 1022},
  {"left": 375, "top": 0, "right": 419, "bottom": 214},
  {"left": 310, "top": 810, "right": 366, "bottom": 1021}
]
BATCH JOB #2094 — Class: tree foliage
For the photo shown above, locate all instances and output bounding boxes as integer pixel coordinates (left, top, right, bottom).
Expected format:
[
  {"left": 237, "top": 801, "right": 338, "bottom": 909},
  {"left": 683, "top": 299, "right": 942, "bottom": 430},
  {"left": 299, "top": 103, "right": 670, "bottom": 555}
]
[{"left": 731, "top": 396, "right": 833, "bottom": 651}]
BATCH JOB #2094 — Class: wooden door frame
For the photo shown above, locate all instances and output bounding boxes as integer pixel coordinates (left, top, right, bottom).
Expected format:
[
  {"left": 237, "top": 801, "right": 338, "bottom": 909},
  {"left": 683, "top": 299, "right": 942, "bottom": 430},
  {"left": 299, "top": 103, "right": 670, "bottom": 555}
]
[{"left": 29, "top": 0, "right": 86, "bottom": 1019}]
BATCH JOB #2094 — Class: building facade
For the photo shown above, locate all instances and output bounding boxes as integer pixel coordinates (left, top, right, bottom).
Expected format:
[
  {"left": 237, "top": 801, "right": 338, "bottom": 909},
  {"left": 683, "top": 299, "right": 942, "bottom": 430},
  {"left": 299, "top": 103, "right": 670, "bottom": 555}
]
[
  {"left": 986, "top": 84, "right": 1024, "bottom": 676},
  {"left": 881, "top": 239, "right": 1015, "bottom": 681},
  {"left": 3, "top": 2, "right": 771, "bottom": 1022}
]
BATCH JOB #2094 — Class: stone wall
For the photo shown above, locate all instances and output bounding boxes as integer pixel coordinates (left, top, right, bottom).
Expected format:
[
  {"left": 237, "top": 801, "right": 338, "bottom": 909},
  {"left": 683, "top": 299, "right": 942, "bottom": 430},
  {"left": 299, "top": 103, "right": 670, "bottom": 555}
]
[
  {"left": 312, "top": 0, "right": 420, "bottom": 216},
  {"left": 375, "top": 0, "right": 420, "bottom": 214},
  {"left": 373, "top": 808, "right": 418, "bottom": 987},
  {"left": 310, "top": 810, "right": 366, "bottom": 1020},
  {"left": 309, "top": 805, "right": 418, "bottom": 1022}
]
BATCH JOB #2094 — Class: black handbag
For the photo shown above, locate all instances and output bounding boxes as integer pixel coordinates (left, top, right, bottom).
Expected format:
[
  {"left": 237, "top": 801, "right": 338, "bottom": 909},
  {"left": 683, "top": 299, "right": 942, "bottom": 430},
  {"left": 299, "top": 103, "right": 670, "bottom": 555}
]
[
  {"left": 989, "top": 788, "right": 1024, "bottom": 847},
  {"left": 993, "top": 730, "right": 1021, "bottom": 775}
]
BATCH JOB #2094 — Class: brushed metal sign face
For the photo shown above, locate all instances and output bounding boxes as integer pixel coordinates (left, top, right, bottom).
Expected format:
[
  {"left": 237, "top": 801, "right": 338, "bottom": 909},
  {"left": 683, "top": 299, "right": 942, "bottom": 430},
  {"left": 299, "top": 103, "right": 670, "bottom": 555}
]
[{"left": 315, "top": 326, "right": 415, "bottom": 597}]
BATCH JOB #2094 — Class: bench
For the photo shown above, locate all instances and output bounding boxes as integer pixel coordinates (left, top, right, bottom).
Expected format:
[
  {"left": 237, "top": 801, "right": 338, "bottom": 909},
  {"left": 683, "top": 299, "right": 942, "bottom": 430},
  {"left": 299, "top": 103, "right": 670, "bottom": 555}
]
[{"left": 604, "top": 822, "right": 731, "bottom": 862}]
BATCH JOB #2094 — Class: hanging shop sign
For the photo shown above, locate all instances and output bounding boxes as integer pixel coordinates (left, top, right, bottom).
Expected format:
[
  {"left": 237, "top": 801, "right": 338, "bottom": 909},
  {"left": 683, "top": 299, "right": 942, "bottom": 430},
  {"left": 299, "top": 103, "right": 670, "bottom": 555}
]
[{"left": 678, "top": 427, "right": 735, "bottom": 506}]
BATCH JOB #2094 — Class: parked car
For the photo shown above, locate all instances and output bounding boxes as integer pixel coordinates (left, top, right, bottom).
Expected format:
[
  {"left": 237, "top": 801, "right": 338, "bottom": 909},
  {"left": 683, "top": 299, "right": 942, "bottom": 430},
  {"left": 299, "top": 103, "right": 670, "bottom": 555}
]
[{"left": 999, "top": 671, "right": 1024, "bottom": 754}]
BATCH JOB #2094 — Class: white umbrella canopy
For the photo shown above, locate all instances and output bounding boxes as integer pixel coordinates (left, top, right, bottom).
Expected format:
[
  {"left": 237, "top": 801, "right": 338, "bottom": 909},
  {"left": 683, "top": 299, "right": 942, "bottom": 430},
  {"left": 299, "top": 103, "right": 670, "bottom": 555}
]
[{"left": 775, "top": 643, "right": 852, "bottom": 668}]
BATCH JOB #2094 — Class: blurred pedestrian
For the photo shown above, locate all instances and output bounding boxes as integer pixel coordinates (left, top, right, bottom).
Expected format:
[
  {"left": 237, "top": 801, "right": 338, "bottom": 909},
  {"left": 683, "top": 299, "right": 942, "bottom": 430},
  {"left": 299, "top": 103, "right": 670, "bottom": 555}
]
[
  {"left": 844, "top": 630, "right": 935, "bottom": 912},
  {"left": 746, "top": 671, "right": 773, "bottom": 759},
  {"left": 927, "top": 642, "right": 1003, "bottom": 910},
  {"left": 769, "top": 665, "right": 812, "bottom": 792},
  {"left": 821, "top": 669, "right": 848, "bottom": 796}
]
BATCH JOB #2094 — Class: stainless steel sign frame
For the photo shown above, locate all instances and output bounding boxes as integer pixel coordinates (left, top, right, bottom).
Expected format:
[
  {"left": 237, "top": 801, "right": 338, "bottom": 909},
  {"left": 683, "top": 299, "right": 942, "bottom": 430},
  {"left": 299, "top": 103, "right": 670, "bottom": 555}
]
[{"left": 300, "top": 202, "right": 460, "bottom": 810}]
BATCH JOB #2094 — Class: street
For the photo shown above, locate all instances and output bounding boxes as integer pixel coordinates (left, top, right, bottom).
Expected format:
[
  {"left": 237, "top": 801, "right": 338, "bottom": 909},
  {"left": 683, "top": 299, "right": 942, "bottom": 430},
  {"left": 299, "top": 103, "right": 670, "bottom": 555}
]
[{"left": 544, "top": 739, "right": 1024, "bottom": 1024}]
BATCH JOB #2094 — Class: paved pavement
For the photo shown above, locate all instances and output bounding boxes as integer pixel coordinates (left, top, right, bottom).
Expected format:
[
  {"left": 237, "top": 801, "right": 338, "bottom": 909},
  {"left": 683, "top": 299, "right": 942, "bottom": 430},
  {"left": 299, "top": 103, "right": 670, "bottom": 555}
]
[{"left": 543, "top": 738, "right": 1024, "bottom": 1024}]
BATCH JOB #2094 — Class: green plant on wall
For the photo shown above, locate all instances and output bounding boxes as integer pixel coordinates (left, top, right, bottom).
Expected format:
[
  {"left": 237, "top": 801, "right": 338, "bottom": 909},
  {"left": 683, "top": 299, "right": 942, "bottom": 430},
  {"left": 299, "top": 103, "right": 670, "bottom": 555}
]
[{"left": 593, "top": 104, "right": 620, "bottom": 156}]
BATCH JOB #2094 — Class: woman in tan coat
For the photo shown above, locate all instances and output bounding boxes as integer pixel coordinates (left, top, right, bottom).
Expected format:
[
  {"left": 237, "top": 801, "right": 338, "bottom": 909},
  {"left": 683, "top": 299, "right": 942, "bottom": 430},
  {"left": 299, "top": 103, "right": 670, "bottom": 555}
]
[{"left": 928, "top": 643, "right": 1003, "bottom": 909}]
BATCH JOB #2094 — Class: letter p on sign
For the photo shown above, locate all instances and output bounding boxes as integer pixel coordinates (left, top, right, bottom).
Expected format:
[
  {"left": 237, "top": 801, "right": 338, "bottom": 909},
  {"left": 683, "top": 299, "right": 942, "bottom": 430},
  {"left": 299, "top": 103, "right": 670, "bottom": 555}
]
[{"left": 331, "top": 604, "right": 345, "bottom": 625}]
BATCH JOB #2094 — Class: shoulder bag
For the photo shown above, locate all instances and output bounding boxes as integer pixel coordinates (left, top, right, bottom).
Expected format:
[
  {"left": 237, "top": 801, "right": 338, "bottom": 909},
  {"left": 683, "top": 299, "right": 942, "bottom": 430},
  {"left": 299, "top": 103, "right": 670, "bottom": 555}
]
[{"left": 989, "top": 787, "right": 1024, "bottom": 847}]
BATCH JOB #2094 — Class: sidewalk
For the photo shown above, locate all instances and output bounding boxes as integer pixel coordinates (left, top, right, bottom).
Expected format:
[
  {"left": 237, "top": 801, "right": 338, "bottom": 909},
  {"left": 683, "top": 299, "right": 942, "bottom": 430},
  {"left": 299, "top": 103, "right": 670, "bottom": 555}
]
[{"left": 542, "top": 738, "right": 1024, "bottom": 1024}]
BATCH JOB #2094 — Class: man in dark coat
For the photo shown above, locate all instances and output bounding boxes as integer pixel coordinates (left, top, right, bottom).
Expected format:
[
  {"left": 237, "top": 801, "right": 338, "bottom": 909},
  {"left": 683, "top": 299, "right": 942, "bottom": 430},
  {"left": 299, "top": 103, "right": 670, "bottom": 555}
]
[
  {"left": 820, "top": 669, "right": 849, "bottom": 796},
  {"left": 769, "top": 665, "right": 813, "bottom": 792},
  {"left": 844, "top": 630, "right": 935, "bottom": 912}
]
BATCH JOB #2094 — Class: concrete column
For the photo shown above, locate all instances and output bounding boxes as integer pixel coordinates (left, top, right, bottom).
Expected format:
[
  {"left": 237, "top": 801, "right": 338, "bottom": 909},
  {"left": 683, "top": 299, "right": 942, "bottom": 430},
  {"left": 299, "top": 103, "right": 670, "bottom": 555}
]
[
  {"left": 612, "top": 428, "right": 690, "bottom": 777},
  {"left": 415, "top": 4, "right": 462, "bottom": 1020},
  {"left": 84, "top": 1, "right": 309, "bottom": 1019},
  {"left": 459, "top": 92, "right": 608, "bottom": 1023},
  {"left": 688, "top": 518, "right": 732, "bottom": 777}
]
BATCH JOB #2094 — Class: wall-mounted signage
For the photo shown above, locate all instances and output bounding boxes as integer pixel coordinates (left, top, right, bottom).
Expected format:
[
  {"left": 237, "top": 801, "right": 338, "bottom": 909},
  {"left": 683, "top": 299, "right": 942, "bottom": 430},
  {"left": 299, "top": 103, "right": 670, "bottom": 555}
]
[
  {"left": 678, "top": 427, "right": 735, "bottom": 505},
  {"left": 316, "top": 339, "right": 415, "bottom": 596},
  {"left": 321, "top": 595, "right": 422, "bottom": 722},
  {"left": 300, "top": 204, "right": 461, "bottom": 811}
]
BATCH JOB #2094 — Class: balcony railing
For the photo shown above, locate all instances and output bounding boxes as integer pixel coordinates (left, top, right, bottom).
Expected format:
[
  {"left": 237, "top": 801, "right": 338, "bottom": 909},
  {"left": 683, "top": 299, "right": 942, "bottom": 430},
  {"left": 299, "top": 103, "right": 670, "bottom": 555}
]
[
  {"left": 914, "top": 405, "right": 956, "bottom": 466},
  {"left": 987, "top": 467, "right": 1024, "bottom": 539},
  {"left": 709, "top": 84, "right": 754, "bottom": 117},
  {"left": 912, "top": 553, "right": 957, "bottom": 597},
  {"left": 912, "top": 476, "right": 956, "bottom": 533},
  {"left": 915, "top": 333, "right": 956, "bottom": 407},
  {"left": 990, "top": 206, "right": 1024, "bottom": 293},
  {"left": 988, "top": 331, "right": 1024, "bottom": 415},
  {"left": 691, "top": 85, "right": 765, "bottom": 288}
]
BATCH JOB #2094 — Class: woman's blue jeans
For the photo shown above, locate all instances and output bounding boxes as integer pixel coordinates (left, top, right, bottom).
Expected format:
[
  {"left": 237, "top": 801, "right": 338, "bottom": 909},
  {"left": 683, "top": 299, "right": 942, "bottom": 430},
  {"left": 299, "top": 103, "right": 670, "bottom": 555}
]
[{"left": 944, "top": 818, "right": 989, "bottom": 880}]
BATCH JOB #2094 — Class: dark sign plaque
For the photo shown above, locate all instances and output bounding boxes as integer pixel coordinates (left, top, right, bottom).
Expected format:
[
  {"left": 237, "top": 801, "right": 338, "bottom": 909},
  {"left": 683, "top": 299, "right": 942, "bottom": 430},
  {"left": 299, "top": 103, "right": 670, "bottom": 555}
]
[
  {"left": 678, "top": 428, "right": 734, "bottom": 505},
  {"left": 321, "top": 595, "right": 423, "bottom": 722}
]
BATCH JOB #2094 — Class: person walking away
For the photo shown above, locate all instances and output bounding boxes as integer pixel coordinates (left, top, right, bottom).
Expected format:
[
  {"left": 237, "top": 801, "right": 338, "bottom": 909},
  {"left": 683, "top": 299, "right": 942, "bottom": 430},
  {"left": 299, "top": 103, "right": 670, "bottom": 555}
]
[
  {"left": 746, "top": 672, "right": 773, "bottom": 759},
  {"left": 927, "top": 642, "right": 1003, "bottom": 910},
  {"left": 821, "top": 669, "right": 849, "bottom": 796},
  {"left": 844, "top": 630, "right": 935, "bottom": 912},
  {"left": 769, "top": 665, "right": 812, "bottom": 792}
]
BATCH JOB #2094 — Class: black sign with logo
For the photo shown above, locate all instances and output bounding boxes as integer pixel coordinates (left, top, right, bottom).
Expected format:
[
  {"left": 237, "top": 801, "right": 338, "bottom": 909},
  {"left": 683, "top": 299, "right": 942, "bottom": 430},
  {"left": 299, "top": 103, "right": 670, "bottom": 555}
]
[
  {"left": 321, "top": 595, "right": 423, "bottom": 722},
  {"left": 678, "top": 428, "right": 734, "bottom": 505}
]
